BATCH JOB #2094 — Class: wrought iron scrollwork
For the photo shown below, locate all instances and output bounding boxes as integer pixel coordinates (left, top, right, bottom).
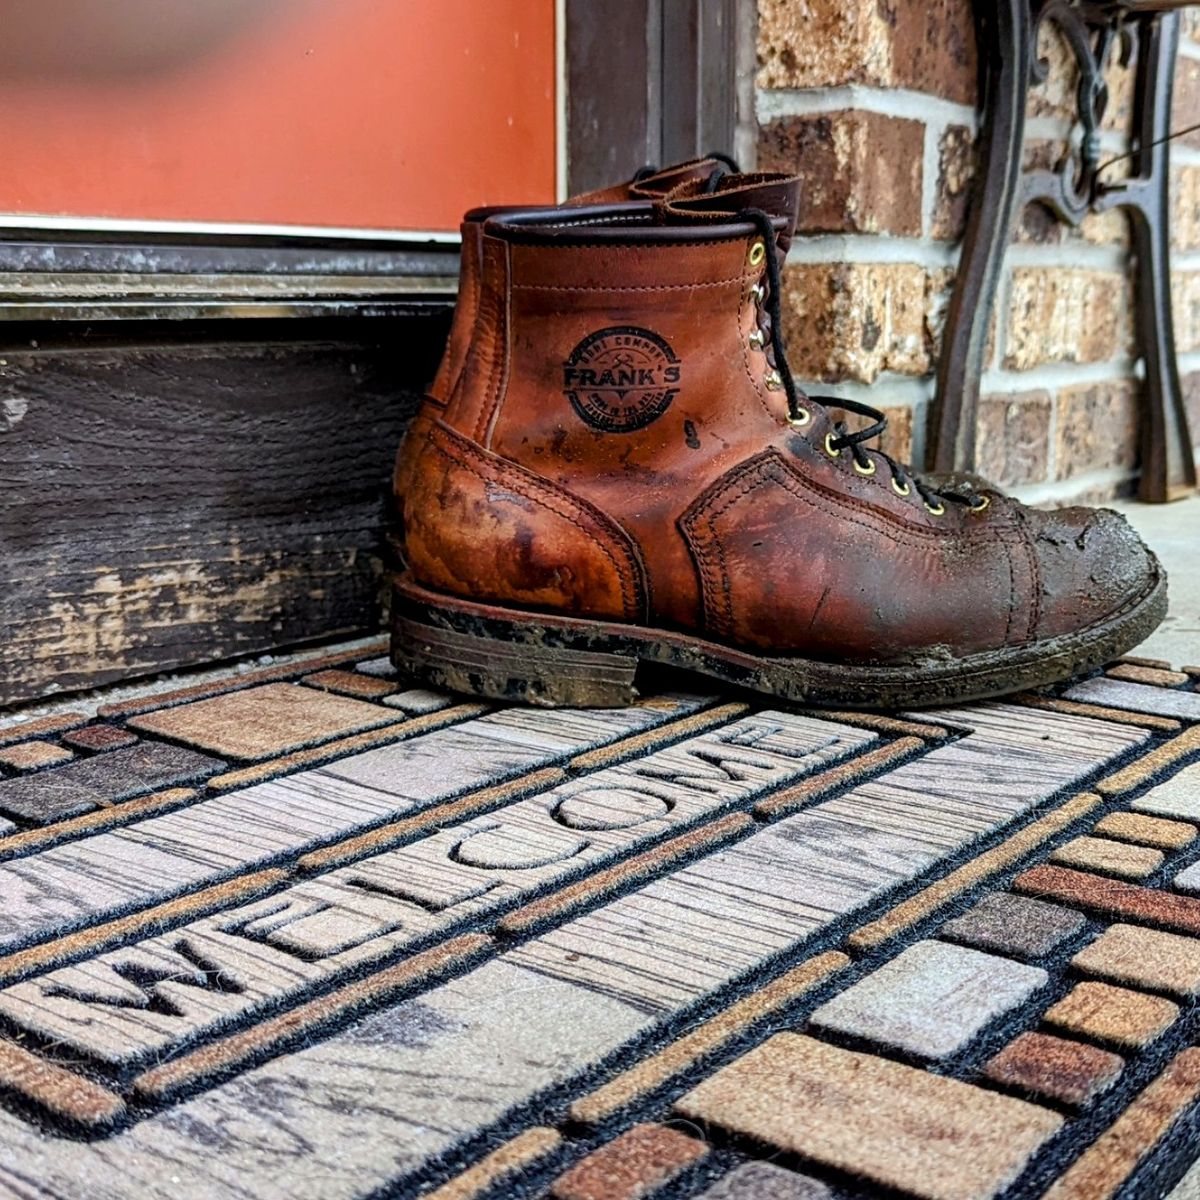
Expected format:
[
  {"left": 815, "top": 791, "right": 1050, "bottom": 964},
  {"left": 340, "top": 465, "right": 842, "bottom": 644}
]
[
  {"left": 931, "top": 1, "right": 1195, "bottom": 503},
  {"left": 1024, "top": 1, "right": 1127, "bottom": 223}
]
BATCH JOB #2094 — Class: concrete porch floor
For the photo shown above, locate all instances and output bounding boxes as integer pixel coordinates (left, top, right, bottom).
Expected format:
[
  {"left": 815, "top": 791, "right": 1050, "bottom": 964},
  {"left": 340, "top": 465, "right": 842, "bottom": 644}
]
[
  {"left": 0, "top": 499, "right": 1197, "bottom": 1199},
  {"left": 1114, "top": 494, "right": 1200, "bottom": 667}
]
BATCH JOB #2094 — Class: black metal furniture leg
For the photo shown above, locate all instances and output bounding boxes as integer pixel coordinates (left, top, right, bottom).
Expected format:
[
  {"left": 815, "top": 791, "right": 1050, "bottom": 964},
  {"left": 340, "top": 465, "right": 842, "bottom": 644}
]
[
  {"left": 1099, "top": 13, "right": 1197, "bottom": 501},
  {"left": 934, "top": 2, "right": 1197, "bottom": 500},
  {"left": 931, "top": 1, "right": 1033, "bottom": 476}
]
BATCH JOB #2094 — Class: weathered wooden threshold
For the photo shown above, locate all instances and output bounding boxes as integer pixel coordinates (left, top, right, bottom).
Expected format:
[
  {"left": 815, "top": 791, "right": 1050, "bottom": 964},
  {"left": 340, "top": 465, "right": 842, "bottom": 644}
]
[
  {"left": 0, "top": 304, "right": 451, "bottom": 708},
  {"left": 0, "top": 273, "right": 456, "bottom": 322}
]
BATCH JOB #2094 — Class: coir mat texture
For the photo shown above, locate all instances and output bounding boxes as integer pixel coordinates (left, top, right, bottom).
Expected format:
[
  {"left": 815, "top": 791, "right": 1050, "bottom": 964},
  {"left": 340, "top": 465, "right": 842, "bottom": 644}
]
[{"left": 1, "top": 645, "right": 1200, "bottom": 1199}]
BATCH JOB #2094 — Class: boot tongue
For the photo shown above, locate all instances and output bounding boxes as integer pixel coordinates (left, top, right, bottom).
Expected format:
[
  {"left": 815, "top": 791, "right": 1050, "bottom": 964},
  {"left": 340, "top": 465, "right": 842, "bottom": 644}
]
[
  {"left": 569, "top": 157, "right": 731, "bottom": 206},
  {"left": 654, "top": 172, "right": 801, "bottom": 251},
  {"left": 627, "top": 157, "right": 730, "bottom": 199}
]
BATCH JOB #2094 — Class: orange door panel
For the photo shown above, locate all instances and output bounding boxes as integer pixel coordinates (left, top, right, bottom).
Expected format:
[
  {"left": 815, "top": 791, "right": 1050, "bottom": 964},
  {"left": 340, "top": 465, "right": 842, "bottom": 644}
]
[{"left": 0, "top": 0, "right": 558, "bottom": 233}]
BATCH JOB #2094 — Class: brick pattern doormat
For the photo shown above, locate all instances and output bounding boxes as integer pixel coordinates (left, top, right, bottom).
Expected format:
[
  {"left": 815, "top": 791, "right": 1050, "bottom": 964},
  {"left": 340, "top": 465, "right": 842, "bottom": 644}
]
[{"left": 1, "top": 644, "right": 1200, "bottom": 1199}]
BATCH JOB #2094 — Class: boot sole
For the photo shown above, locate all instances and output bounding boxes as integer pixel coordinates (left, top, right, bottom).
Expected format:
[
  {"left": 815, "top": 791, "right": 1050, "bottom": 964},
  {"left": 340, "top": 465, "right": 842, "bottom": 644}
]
[{"left": 389, "top": 567, "right": 1168, "bottom": 709}]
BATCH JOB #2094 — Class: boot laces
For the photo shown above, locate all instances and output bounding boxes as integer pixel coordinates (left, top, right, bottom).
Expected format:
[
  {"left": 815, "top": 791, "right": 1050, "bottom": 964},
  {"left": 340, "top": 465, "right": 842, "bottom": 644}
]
[{"left": 737, "top": 207, "right": 984, "bottom": 514}]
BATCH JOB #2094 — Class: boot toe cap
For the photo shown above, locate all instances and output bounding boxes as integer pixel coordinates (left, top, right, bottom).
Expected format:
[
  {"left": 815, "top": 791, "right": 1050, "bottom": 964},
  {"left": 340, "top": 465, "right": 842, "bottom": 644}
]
[{"left": 1028, "top": 506, "right": 1159, "bottom": 641}]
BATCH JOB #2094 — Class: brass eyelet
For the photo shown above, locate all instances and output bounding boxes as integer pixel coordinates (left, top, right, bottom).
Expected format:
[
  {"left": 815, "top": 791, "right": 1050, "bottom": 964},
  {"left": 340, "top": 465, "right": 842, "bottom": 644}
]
[
  {"left": 787, "top": 407, "right": 811, "bottom": 428},
  {"left": 748, "top": 329, "right": 765, "bottom": 349},
  {"left": 924, "top": 499, "right": 947, "bottom": 516},
  {"left": 891, "top": 477, "right": 912, "bottom": 497},
  {"left": 765, "top": 369, "right": 784, "bottom": 391},
  {"left": 824, "top": 432, "right": 841, "bottom": 459},
  {"left": 853, "top": 457, "right": 876, "bottom": 476},
  {"left": 970, "top": 494, "right": 991, "bottom": 514},
  {"left": 748, "top": 239, "right": 766, "bottom": 267}
]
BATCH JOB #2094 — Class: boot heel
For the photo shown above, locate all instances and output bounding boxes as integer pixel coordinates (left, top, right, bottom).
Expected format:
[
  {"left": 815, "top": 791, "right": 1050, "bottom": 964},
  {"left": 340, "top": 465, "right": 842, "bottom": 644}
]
[{"left": 391, "top": 610, "right": 639, "bottom": 708}]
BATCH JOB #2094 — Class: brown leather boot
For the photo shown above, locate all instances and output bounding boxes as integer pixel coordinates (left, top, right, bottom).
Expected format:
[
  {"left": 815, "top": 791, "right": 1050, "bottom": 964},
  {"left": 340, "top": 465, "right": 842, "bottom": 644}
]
[
  {"left": 391, "top": 178, "right": 1166, "bottom": 709},
  {"left": 429, "top": 155, "right": 738, "bottom": 407}
]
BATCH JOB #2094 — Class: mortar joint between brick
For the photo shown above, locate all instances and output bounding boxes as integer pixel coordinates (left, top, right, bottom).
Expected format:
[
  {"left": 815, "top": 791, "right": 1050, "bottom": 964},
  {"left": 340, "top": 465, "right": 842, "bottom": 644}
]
[
  {"left": 755, "top": 84, "right": 979, "bottom": 130},
  {"left": 921, "top": 116, "right": 941, "bottom": 240},
  {"left": 1170, "top": 250, "right": 1200, "bottom": 273},
  {"left": 1008, "top": 466, "right": 1142, "bottom": 509},
  {"left": 1172, "top": 145, "right": 1200, "bottom": 168},
  {"left": 1007, "top": 242, "right": 1133, "bottom": 272},
  {"left": 1024, "top": 116, "right": 1129, "bottom": 158},
  {"left": 794, "top": 374, "right": 936, "bottom": 410},
  {"left": 981, "top": 357, "right": 1142, "bottom": 396},
  {"left": 786, "top": 234, "right": 959, "bottom": 269}
]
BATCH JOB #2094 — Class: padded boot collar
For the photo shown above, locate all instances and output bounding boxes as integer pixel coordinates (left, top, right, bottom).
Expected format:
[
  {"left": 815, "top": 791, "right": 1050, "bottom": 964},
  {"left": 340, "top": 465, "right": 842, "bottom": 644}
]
[{"left": 483, "top": 198, "right": 794, "bottom": 247}]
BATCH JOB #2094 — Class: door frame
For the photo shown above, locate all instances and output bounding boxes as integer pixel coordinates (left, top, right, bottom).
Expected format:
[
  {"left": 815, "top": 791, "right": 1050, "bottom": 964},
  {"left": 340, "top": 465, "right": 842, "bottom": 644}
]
[{"left": 563, "top": 0, "right": 756, "bottom": 196}]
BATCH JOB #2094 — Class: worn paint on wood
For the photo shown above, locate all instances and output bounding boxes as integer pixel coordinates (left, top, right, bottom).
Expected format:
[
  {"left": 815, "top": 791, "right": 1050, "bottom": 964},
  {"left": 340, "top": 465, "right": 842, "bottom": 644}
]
[{"left": 0, "top": 325, "right": 444, "bottom": 705}]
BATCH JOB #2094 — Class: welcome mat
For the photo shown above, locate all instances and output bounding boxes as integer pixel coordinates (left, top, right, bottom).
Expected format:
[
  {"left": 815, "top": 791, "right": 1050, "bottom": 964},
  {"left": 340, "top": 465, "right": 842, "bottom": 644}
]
[{"left": 0, "top": 645, "right": 1198, "bottom": 1199}]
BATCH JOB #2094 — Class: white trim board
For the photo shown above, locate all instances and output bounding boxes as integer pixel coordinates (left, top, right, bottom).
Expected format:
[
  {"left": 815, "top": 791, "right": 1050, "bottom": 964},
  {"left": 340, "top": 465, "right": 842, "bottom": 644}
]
[{"left": 0, "top": 213, "right": 463, "bottom": 245}]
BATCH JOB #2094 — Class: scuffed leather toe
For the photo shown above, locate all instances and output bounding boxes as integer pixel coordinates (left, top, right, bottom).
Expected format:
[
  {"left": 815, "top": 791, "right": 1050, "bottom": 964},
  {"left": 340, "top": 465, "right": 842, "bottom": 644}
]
[{"left": 1024, "top": 505, "right": 1159, "bottom": 641}]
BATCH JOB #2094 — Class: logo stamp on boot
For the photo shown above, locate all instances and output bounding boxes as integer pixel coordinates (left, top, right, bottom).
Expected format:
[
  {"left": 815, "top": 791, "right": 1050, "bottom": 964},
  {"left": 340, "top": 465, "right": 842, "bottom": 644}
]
[{"left": 562, "top": 326, "right": 681, "bottom": 433}]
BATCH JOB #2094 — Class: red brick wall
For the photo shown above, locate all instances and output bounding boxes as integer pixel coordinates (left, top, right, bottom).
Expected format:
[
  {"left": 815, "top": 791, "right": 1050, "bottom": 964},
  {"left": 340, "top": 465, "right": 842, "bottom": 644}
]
[{"left": 757, "top": 0, "right": 1200, "bottom": 505}]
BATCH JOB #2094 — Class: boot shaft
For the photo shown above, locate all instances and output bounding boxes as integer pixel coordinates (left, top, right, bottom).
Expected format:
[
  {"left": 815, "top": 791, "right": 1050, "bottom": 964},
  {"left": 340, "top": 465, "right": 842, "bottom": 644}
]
[
  {"left": 441, "top": 176, "right": 804, "bottom": 486},
  {"left": 427, "top": 156, "right": 737, "bottom": 407},
  {"left": 446, "top": 212, "right": 783, "bottom": 461}
]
